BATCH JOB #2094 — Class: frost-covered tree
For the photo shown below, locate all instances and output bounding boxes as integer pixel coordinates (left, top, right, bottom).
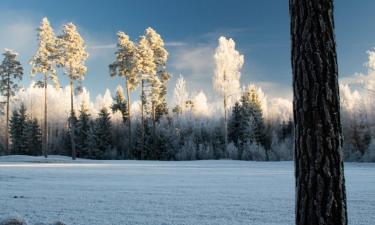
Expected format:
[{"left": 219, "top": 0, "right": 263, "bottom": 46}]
[
  {"left": 57, "top": 23, "right": 89, "bottom": 160},
  {"left": 173, "top": 75, "right": 189, "bottom": 115},
  {"left": 0, "top": 49, "right": 23, "bottom": 154},
  {"left": 228, "top": 101, "right": 241, "bottom": 147},
  {"left": 30, "top": 17, "right": 59, "bottom": 158},
  {"left": 192, "top": 90, "right": 210, "bottom": 118},
  {"left": 9, "top": 103, "right": 27, "bottom": 154},
  {"left": 22, "top": 118, "right": 42, "bottom": 156},
  {"left": 145, "top": 27, "right": 169, "bottom": 119},
  {"left": 76, "top": 102, "right": 91, "bottom": 158},
  {"left": 91, "top": 108, "right": 112, "bottom": 159},
  {"left": 213, "top": 36, "right": 244, "bottom": 150},
  {"left": 135, "top": 35, "right": 156, "bottom": 153},
  {"left": 109, "top": 32, "right": 138, "bottom": 148}
]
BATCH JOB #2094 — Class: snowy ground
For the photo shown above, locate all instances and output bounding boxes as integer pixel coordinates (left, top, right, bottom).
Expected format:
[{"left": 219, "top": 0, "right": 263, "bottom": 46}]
[{"left": 0, "top": 156, "right": 374, "bottom": 225}]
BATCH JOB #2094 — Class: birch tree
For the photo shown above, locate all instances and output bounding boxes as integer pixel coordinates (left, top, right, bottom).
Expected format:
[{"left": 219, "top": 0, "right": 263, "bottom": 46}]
[
  {"left": 213, "top": 36, "right": 244, "bottom": 151},
  {"left": 135, "top": 36, "right": 156, "bottom": 156},
  {"left": 30, "top": 17, "right": 59, "bottom": 158},
  {"left": 110, "top": 31, "right": 138, "bottom": 149},
  {"left": 0, "top": 49, "right": 23, "bottom": 154},
  {"left": 173, "top": 75, "right": 189, "bottom": 115},
  {"left": 57, "top": 23, "right": 89, "bottom": 160},
  {"left": 290, "top": 0, "right": 348, "bottom": 224}
]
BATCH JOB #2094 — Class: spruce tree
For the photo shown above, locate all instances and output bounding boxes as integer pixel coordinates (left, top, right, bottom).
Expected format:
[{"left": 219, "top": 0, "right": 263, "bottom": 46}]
[
  {"left": 9, "top": 104, "right": 27, "bottom": 154},
  {"left": 92, "top": 108, "right": 112, "bottom": 159},
  {"left": 76, "top": 103, "right": 91, "bottom": 158},
  {"left": 22, "top": 118, "right": 42, "bottom": 155},
  {"left": 228, "top": 101, "right": 241, "bottom": 147}
]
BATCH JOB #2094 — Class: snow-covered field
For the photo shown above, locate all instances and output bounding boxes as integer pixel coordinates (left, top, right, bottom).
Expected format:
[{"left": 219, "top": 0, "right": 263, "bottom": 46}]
[{"left": 0, "top": 156, "right": 374, "bottom": 225}]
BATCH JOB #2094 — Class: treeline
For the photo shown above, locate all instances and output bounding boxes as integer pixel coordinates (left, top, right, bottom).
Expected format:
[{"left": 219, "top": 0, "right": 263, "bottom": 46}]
[
  {"left": 0, "top": 17, "right": 374, "bottom": 162},
  {"left": 1, "top": 84, "right": 294, "bottom": 161}
]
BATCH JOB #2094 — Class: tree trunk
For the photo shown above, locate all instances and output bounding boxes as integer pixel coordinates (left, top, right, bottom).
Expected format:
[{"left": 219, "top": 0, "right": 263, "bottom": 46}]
[
  {"left": 290, "top": 0, "right": 348, "bottom": 225},
  {"left": 43, "top": 75, "right": 48, "bottom": 158},
  {"left": 223, "top": 92, "right": 228, "bottom": 157},
  {"left": 126, "top": 79, "right": 132, "bottom": 156},
  {"left": 152, "top": 101, "right": 156, "bottom": 158},
  {"left": 70, "top": 79, "right": 76, "bottom": 160},
  {"left": 5, "top": 88, "right": 10, "bottom": 154},
  {"left": 141, "top": 79, "right": 145, "bottom": 160}
]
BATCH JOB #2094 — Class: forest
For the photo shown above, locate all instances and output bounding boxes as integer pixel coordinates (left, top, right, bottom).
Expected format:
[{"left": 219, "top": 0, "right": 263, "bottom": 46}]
[{"left": 0, "top": 17, "right": 374, "bottom": 162}]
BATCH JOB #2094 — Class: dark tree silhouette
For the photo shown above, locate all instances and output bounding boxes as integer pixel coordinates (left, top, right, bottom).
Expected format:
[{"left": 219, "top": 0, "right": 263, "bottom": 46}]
[{"left": 290, "top": 0, "right": 348, "bottom": 224}]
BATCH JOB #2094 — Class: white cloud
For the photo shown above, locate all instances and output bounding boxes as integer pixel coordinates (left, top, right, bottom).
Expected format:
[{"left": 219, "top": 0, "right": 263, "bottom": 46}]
[{"left": 170, "top": 45, "right": 215, "bottom": 76}]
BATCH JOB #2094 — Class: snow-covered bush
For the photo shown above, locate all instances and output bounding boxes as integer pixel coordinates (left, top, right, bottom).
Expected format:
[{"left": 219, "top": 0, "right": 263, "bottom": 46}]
[
  {"left": 0, "top": 217, "right": 27, "bottom": 225},
  {"left": 241, "top": 142, "right": 266, "bottom": 161},
  {"left": 226, "top": 142, "right": 238, "bottom": 159},
  {"left": 363, "top": 139, "right": 375, "bottom": 162}
]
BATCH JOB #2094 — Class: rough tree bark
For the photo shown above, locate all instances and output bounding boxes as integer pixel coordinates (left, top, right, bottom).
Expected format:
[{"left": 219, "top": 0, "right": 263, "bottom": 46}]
[
  {"left": 290, "top": 0, "right": 348, "bottom": 225},
  {"left": 5, "top": 83, "right": 10, "bottom": 154},
  {"left": 125, "top": 79, "right": 132, "bottom": 155},
  {"left": 70, "top": 79, "right": 76, "bottom": 160},
  {"left": 43, "top": 75, "right": 48, "bottom": 158}
]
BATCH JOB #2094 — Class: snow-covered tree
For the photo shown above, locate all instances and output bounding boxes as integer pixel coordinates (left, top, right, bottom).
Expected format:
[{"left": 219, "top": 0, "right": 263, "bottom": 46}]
[
  {"left": 30, "top": 17, "right": 59, "bottom": 158},
  {"left": 135, "top": 35, "right": 156, "bottom": 152},
  {"left": 213, "top": 36, "right": 244, "bottom": 150},
  {"left": 173, "top": 75, "right": 189, "bottom": 115},
  {"left": 109, "top": 32, "right": 138, "bottom": 148},
  {"left": 90, "top": 108, "right": 112, "bottom": 159},
  {"left": 76, "top": 102, "right": 92, "bottom": 158},
  {"left": 57, "top": 23, "right": 89, "bottom": 160},
  {"left": 192, "top": 90, "right": 210, "bottom": 118},
  {"left": 0, "top": 49, "right": 23, "bottom": 154},
  {"left": 145, "top": 27, "right": 169, "bottom": 119},
  {"left": 9, "top": 103, "right": 27, "bottom": 154}
]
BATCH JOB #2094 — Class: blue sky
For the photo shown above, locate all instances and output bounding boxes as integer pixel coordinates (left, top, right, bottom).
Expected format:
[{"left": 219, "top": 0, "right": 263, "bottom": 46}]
[{"left": 0, "top": 0, "right": 374, "bottom": 103}]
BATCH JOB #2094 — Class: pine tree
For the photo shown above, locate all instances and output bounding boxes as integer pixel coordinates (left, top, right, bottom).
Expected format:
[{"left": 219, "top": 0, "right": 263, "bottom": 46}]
[
  {"left": 135, "top": 36, "right": 156, "bottom": 154},
  {"left": 57, "top": 23, "right": 89, "bottom": 160},
  {"left": 213, "top": 36, "right": 244, "bottom": 152},
  {"left": 0, "top": 49, "right": 23, "bottom": 154},
  {"left": 290, "top": 0, "right": 348, "bottom": 223},
  {"left": 145, "top": 27, "right": 169, "bottom": 120},
  {"left": 76, "top": 103, "right": 91, "bottom": 158},
  {"left": 30, "top": 17, "right": 59, "bottom": 158},
  {"left": 109, "top": 32, "right": 138, "bottom": 150}
]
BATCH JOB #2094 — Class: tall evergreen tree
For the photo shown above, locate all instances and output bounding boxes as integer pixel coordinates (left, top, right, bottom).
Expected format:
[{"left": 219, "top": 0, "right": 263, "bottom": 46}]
[
  {"left": 76, "top": 103, "right": 91, "bottom": 158},
  {"left": 0, "top": 49, "right": 23, "bottom": 154},
  {"left": 135, "top": 36, "right": 156, "bottom": 155},
  {"left": 57, "top": 23, "right": 89, "bottom": 160},
  {"left": 9, "top": 104, "right": 27, "bottom": 154},
  {"left": 22, "top": 118, "right": 42, "bottom": 155},
  {"left": 290, "top": 0, "right": 348, "bottom": 224},
  {"left": 145, "top": 27, "right": 169, "bottom": 120},
  {"left": 30, "top": 17, "right": 59, "bottom": 158},
  {"left": 109, "top": 32, "right": 138, "bottom": 150},
  {"left": 92, "top": 108, "right": 112, "bottom": 159},
  {"left": 228, "top": 101, "right": 241, "bottom": 147}
]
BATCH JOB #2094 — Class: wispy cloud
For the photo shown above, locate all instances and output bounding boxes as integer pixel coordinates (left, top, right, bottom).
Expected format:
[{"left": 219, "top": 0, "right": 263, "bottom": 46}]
[{"left": 87, "top": 44, "right": 116, "bottom": 50}]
